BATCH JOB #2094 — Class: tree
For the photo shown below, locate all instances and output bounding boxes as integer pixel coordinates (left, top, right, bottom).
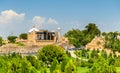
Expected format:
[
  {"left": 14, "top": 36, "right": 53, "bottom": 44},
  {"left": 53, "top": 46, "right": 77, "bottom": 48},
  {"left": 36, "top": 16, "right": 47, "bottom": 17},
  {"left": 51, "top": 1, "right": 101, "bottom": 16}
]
[
  {"left": 37, "top": 45, "right": 66, "bottom": 65},
  {"left": 64, "top": 29, "right": 84, "bottom": 47},
  {"left": 91, "top": 49, "right": 98, "bottom": 59},
  {"left": 103, "top": 32, "right": 120, "bottom": 52},
  {"left": 83, "top": 23, "right": 101, "bottom": 43},
  {"left": 101, "top": 50, "right": 108, "bottom": 59},
  {"left": 50, "top": 59, "right": 59, "bottom": 73},
  {"left": 64, "top": 23, "right": 101, "bottom": 48},
  {"left": 65, "top": 60, "right": 76, "bottom": 73},
  {"left": 7, "top": 36, "right": 17, "bottom": 43},
  {"left": 84, "top": 23, "right": 101, "bottom": 36},
  {"left": 19, "top": 60, "right": 32, "bottom": 73},
  {"left": 88, "top": 57, "right": 116, "bottom": 73},
  {"left": 19, "top": 33, "right": 27, "bottom": 40},
  {"left": 0, "top": 37, "right": 3, "bottom": 46}
]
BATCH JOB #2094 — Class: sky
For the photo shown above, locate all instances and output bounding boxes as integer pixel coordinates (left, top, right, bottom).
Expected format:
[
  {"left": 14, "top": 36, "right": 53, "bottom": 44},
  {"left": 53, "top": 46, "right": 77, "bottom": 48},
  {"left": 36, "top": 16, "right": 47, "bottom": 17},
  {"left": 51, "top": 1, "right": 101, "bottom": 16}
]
[{"left": 0, "top": 0, "right": 120, "bottom": 38}]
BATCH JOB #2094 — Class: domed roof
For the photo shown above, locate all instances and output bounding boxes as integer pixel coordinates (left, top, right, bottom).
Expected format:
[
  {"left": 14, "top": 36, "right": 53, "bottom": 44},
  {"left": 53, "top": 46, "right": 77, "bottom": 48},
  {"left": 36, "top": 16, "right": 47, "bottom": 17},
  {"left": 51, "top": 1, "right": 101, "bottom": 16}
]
[
  {"left": 28, "top": 27, "right": 39, "bottom": 32},
  {"left": 57, "top": 27, "right": 61, "bottom": 30}
]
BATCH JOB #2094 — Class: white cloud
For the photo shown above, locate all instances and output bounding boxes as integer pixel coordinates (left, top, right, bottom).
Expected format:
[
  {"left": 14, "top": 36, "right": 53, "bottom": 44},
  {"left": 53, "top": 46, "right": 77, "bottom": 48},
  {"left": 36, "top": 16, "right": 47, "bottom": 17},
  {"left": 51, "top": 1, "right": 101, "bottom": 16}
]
[
  {"left": 0, "top": 10, "right": 25, "bottom": 24},
  {"left": 32, "top": 16, "right": 45, "bottom": 25},
  {"left": 47, "top": 18, "right": 58, "bottom": 24},
  {"left": 32, "top": 16, "right": 58, "bottom": 26}
]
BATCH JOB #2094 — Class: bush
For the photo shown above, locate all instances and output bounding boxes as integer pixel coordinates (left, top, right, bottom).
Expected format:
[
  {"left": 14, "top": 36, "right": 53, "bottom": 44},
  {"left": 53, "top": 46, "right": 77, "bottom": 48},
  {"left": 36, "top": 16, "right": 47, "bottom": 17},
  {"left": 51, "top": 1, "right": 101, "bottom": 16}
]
[
  {"left": 50, "top": 59, "right": 58, "bottom": 73},
  {"left": 101, "top": 50, "right": 108, "bottom": 59},
  {"left": 91, "top": 49, "right": 98, "bottom": 59},
  {"left": 80, "top": 60, "right": 88, "bottom": 67},
  {"left": 37, "top": 45, "right": 66, "bottom": 65},
  {"left": 7, "top": 36, "right": 17, "bottom": 43},
  {"left": 65, "top": 60, "right": 76, "bottom": 73},
  {"left": 87, "top": 57, "right": 116, "bottom": 73},
  {"left": 81, "top": 49, "right": 87, "bottom": 57},
  {"left": 114, "top": 56, "right": 120, "bottom": 67}
]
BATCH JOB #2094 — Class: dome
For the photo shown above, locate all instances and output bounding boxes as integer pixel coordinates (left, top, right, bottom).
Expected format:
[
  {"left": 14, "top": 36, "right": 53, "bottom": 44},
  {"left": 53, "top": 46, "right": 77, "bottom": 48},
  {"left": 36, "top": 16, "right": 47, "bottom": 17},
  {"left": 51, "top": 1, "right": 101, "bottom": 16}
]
[
  {"left": 57, "top": 27, "right": 61, "bottom": 30},
  {"left": 28, "top": 27, "right": 39, "bottom": 32}
]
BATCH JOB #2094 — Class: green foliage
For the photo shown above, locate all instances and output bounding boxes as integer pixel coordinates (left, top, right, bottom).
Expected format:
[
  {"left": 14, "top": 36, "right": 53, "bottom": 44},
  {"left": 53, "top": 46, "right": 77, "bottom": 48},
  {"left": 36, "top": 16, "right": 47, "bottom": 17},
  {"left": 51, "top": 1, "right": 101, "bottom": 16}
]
[
  {"left": 114, "top": 57, "right": 120, "bottom": 67},
  {"left": 37, "top": 45, "right": 66, "bottom": 65},
  {"left": 90, "top": 49, "right": 98, "bottom": 59},
  {"left": 80, "top": 60, "right": 88, "bottom": 67},
  {"left": 65, "top": 60, "right": 76, "bottom": 73},
  {"left": 26, "top": 56, "right": 44, "bottom": 70},
  {"left": 88, "top": 58, "right": 94, "bottom": 68},
  {"left": 101, "top": 50, "right": 108, "bottom": 59},
  {"left": 88, "top": 57, "right": 116, "bottom": 73},
  {"left": 7, "top": 36, "right": 17, "bottom": 43},
  {"left": 103, "top": 32, "right": 120, "bottom": 52},
  {"left": 65, "top": 23, "right": 101, "bottom": 48},
  {"left": 81, "top": 49, "right": 88, "bottom": 58},
  {"left": 19, "top": 33, "right": 27, "bottom": 40},
  {"left": 50, "top": 58, "right": 59, "bottom": 73},
  {"left": 108, "top": 58, "right": 115, "bottom": 66},
  {"left": 29, "top": 67, "right": 38, "bottom": 73},
  {"left": 61, "top": 58, "right": 69, "bottom": 72},
  {"left": 64, "top": 29, "right": 84, "bottom": 47},
  {"left": 0, "top": 37, "right": 3, "bottom": 46},
  {"left": 20, "top": 59, "right": 32, "bottom": 73},
  {"left": 53, "top": 69, "right": 61, "bottom": 73}
]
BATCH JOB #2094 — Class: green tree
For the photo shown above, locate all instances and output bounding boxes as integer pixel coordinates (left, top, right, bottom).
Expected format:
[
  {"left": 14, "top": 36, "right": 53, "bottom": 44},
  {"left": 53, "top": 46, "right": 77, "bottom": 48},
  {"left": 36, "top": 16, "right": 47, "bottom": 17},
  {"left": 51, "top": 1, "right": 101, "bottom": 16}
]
[
  {"left": 91, "top": 49, "right": 98, "bottom": 59},
  {"left": 64, "top": 29, "right": 84, "bottom": 47},
  {"left": 83, "top": 23, "right": 101, "bottom": 44},
  {"left": 61, "top": 58, "right": 69, "bottom": 72},
  {"left": 29, "top": 67, "right": 38, "bottom": 73},
  {"left": 88, "top": 57, "right": 116, "bottom": 73},
  {"left": 0, "top": 37, "right": 3, "bottom": 46},
  {"left": 101, "top": 50, "right": 108, "bottom": 59},
  {"left": 19, "top": 33, "right": 27, "bottom": 40},
  {"left": 19, "top": 60, "right": 32, "bottom": 73},
  {"left": 50, "top": 59, "right": 58, "bottom": 73},
  {"left": 64, "top": 23, "right": 101, "bottom": 48},
  {"left": 65, "top": 60, "right": 76, "bottom": 73},
  {"left": 7, "top": 36, "right": 17, "bottom": 43},
  {"left": 37, "top": 45, "right": 66, "bottom": 65}
]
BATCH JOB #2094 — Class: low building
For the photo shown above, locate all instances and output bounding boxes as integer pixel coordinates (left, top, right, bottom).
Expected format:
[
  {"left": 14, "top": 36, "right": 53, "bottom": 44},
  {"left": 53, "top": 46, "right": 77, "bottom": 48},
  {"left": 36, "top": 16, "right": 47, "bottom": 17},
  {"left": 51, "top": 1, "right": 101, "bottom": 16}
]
[{"left": 27, "top": 27, "right": 60, "bottom": 46}]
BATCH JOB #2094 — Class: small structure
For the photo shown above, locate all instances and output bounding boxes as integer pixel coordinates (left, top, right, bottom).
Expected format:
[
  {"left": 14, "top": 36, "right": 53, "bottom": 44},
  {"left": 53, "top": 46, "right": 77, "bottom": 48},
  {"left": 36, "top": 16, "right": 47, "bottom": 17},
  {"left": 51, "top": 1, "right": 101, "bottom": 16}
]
[{"left": 27, "top": 26, "right": 60, "bottom": 46}]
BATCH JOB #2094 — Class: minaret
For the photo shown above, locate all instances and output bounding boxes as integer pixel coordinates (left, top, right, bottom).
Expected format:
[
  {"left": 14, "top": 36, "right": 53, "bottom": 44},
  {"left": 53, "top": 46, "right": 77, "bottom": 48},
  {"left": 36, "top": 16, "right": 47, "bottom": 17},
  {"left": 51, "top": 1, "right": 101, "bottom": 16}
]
[{"left": 57, "top": 27, "right": 61, "bottom": 43}]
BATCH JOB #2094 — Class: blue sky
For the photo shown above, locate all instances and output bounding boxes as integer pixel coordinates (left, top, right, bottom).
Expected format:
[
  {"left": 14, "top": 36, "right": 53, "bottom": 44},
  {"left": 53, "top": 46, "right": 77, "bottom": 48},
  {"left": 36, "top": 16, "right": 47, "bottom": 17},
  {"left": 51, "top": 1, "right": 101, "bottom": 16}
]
[{"left": 0, "top": 0, "right": 120, "bottom": 38}]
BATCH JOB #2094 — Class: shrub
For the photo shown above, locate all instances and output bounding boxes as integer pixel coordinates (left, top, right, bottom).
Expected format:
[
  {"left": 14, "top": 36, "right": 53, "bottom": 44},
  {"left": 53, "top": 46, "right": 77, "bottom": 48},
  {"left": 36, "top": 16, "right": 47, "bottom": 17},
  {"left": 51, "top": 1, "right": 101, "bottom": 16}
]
[
  {"left": 50, "top": 59, "right": 58, "bottom": 73},
  {"left": 65, "top": 60, "right": 76, "bottom": 73},
  {"left": 101, "top": 50, "right": 107, "bottom": 59},
  {"left": 87, "top": 57, "right": 116, "bottom": 73},
  {"left": 7, "top": 36, "right": 17, "bottom": 43},
  {"left": 91, "top": 49, "right": 98, "bottom": 59},
  {"left": 61, "top": 58, "right": 69, "bottom": 72},
  {"left": 37, "top": 45, "right": 66, "bottom": 65}
]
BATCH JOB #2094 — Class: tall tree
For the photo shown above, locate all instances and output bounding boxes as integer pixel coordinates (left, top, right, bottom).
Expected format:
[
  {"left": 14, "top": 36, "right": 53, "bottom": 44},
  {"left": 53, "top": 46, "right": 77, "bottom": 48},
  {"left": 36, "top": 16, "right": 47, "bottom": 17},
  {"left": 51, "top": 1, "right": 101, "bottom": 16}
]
[
  {"left": 83, "top": 23, "right": 101, "bottom": 43},
  {"left": 64, "top": 29, "right": 84, "bottom": 47},
  {"left": 64, "top": 23, "right": 101, "bottom": 47}
]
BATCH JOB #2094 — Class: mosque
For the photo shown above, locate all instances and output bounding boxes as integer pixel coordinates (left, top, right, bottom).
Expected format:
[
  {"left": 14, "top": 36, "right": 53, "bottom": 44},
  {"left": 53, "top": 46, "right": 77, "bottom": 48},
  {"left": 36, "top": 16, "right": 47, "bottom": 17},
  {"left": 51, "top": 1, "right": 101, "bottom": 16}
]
[
  {"left": 26, "top": 26, "right": 61, "bottom": 46},
  {"left": 15, "top": 26, "right": 68, "bottom": 47}
]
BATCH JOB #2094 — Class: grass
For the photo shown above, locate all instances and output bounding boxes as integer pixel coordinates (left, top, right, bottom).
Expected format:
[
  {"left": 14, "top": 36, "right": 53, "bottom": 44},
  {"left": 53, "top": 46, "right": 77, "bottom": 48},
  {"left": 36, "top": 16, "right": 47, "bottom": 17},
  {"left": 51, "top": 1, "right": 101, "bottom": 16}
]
[{"left": 77, "top": 67, "right": 89, "bottom": 73}]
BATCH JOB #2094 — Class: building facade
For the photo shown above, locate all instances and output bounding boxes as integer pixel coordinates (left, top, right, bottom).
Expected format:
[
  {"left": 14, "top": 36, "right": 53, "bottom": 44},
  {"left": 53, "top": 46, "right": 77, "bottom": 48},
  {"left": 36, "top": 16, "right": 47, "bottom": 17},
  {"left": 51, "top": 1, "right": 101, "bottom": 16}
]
[{"left": 27, "top": 27, "right": 60, "bottom": 46}]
